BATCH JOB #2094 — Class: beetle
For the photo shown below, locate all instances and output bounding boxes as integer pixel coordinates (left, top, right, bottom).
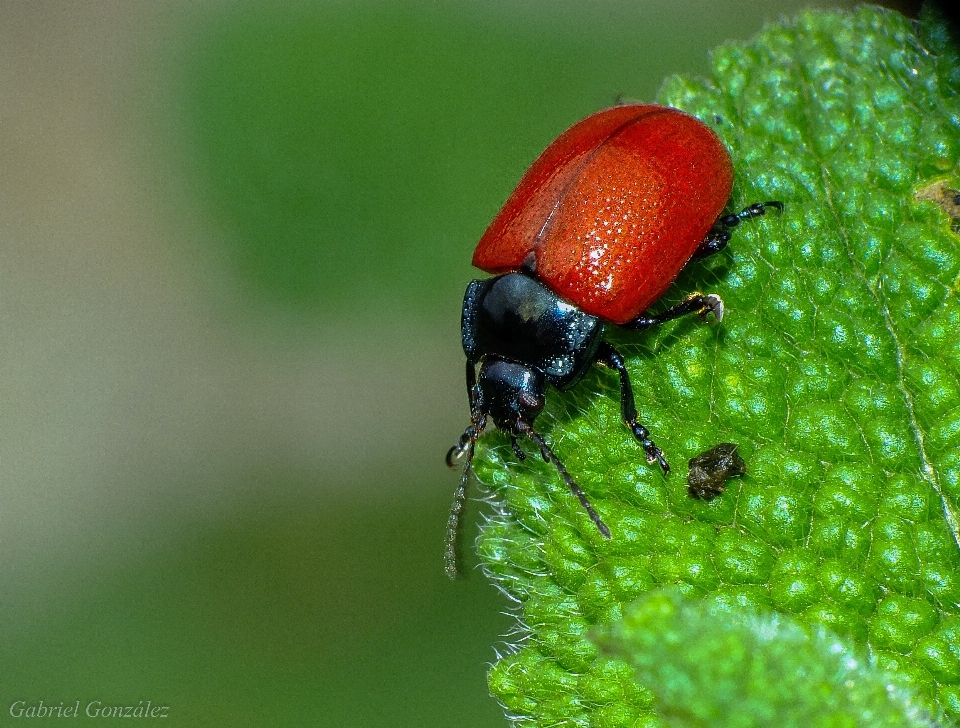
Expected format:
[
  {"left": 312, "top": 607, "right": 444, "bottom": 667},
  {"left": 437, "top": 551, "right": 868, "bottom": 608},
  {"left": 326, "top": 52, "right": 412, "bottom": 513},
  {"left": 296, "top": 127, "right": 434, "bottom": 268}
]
[{"left": 445, "top": 104, "right": 781, "bottom": 577}]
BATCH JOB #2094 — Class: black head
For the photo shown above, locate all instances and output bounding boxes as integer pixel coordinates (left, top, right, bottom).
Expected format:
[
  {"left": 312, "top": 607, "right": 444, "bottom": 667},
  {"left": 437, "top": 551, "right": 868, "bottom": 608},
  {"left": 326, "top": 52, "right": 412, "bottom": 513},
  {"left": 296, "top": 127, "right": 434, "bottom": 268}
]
[
  {"left": 444, "top": 355, "right": 609, "bottom": 579},
  {"left": 442, "top": 357, "right": 546, "bottom": 580},
  {"left": 476, "top": 357, "right": 545, "bottom": 433}
]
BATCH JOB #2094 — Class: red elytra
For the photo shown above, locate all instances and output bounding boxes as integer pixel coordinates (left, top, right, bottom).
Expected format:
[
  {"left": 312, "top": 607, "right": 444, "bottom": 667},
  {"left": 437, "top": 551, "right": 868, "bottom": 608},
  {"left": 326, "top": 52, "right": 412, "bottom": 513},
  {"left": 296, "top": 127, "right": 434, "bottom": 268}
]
[{"left": 472, "top": 104, "right": 734, "bottom": 324}]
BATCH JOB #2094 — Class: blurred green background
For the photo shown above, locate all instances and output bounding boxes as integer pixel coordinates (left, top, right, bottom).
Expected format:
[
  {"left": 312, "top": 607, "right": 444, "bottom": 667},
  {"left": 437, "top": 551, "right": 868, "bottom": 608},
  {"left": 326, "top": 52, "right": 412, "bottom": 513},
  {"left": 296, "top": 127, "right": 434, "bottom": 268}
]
[{"left": 0, "top": 0, "right": 901, "bottom": 725}]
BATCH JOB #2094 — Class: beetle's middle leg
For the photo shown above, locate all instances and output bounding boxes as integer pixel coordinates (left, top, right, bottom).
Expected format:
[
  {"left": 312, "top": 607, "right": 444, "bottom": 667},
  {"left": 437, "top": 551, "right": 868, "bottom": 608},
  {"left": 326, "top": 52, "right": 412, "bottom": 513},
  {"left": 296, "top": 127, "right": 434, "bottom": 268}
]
[
  {"left": 620, "top": 292, "right": 724, "bottom": 331},
  {"left": 595, "top": 342, "right": 669, "bottom": 474}
]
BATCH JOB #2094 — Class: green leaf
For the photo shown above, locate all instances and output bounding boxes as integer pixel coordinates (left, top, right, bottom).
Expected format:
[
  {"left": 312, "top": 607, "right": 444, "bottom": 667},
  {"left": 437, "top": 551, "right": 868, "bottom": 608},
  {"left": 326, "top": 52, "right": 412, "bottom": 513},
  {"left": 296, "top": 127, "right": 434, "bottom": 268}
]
[
  {"left": 474, "top": 6, "right": 960, "bottom": 726},
  {"left": 593, "top": 590, "right": 937, "bottom": 728}
]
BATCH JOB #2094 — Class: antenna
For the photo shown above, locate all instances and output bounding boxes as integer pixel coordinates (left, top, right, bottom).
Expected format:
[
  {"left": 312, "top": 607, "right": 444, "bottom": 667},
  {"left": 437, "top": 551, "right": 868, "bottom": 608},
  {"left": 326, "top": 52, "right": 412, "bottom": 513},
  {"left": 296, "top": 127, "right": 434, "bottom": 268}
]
[
  {"left": 522, "top": 424, "right": 611, "bottom": 539},
  {"left": 444, "top": 416, "right": 486, "bottom": 579}
]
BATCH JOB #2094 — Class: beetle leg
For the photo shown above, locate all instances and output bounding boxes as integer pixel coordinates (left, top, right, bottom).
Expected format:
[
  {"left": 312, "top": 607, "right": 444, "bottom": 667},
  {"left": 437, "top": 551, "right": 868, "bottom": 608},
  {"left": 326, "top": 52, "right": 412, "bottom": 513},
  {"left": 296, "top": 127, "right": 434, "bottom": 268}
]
[
  {"left": 622, "top": 198, "right": 783, "bottom": 329},
  {"left": 621, "top": 292, "right": 724, "bottom": 331},
  {"left": 595, "top": 342, "right": 670, "bottom": 474},
  {"left": 446, "top": 420, "right": 479, "bottom": 468},
  {"left": 510, "top": 436, "right": 527, "bottom": 461},
  {"left": 445, "top": 413, "right": 487, "bottom": 579},
  {"left": 466, "top": 358, "right": 479, "bottom": 418},
  {"left": 693, "top": 200, "right": 783, "bottom": 260},
  {"left": 520, "top": 423, "right": 611, "bottom": 538}
]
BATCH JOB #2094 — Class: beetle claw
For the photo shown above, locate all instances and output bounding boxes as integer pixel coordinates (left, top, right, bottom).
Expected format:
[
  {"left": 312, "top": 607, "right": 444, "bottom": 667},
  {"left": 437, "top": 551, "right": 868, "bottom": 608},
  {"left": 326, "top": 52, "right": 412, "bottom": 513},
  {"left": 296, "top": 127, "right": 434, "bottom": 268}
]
[
  {"left": 644, "top": 444, "right": 670, "bottom": 474},
  {"left": 445, "top": 444, "right": 464, "bottom": 468},
  {"left": 701, "top": 293, "right": 724, "bottom": 322}
]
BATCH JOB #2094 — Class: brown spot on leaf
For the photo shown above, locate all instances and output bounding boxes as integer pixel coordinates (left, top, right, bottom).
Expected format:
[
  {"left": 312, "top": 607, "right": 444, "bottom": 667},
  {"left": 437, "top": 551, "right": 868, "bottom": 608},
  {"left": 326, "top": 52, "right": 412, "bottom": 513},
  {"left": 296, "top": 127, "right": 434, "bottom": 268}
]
[{"left": 915, "top": 181, "right": 960, "bottom": 220}]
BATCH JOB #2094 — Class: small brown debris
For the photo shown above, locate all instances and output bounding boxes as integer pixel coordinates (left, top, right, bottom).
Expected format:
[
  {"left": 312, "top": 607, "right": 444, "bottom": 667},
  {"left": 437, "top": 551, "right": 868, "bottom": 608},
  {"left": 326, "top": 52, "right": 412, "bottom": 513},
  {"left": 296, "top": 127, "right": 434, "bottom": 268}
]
[{"left": 687, "top": 443, "right": 745, "bottom": 500}]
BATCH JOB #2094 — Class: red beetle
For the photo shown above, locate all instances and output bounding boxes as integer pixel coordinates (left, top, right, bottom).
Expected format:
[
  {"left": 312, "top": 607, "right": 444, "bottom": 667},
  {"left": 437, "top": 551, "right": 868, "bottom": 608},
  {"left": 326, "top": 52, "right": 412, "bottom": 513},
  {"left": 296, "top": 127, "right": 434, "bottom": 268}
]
[{"left": 445, "top": 105, "right": 780, "bottom": 576}]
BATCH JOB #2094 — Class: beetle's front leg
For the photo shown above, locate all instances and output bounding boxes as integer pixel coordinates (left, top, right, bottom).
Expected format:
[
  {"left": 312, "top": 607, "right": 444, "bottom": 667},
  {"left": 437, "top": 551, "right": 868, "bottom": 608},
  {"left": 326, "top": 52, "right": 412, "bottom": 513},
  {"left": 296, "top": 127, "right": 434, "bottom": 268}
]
[
  {"left": 595, "top": 342, "right": 669, "bottom": 474},
  {"left": 465, "top": 358, "right": 479, "bottom": 417}
]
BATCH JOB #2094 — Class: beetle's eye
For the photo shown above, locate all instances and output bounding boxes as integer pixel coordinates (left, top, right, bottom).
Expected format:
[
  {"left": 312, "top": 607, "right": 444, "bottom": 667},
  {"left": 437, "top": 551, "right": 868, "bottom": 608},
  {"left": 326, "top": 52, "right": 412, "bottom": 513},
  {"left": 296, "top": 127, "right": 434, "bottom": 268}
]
[{"left": 519, "top": 391, "right": 542, "bottom": 411}]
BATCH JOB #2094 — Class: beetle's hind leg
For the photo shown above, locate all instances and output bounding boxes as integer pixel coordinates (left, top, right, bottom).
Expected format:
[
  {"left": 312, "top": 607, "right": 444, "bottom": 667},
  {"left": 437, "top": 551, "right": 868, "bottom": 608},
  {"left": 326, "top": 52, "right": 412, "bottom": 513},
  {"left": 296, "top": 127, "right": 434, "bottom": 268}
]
[
  {"left": 622, "top": 200, "right": 782, "bottom": 332},
  {"left": 595, "top": 342, "right": 670, "bottom": 474},
  {"left": 694, "top": 200, "right": 783, "bottom": 260}
]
